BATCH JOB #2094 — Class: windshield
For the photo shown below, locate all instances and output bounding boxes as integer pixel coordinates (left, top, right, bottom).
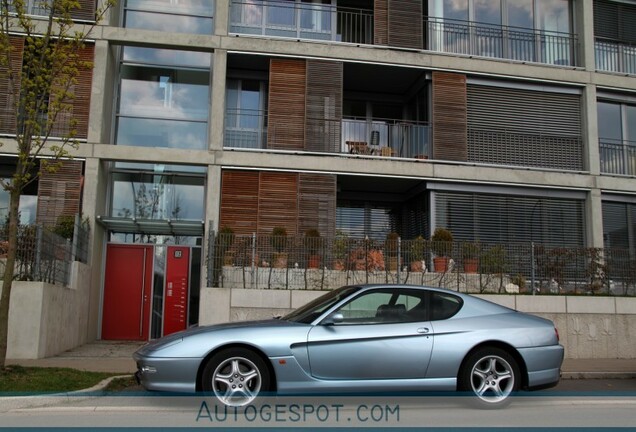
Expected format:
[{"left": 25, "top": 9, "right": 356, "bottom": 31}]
[{"left": 282, "top": 285, "right": 361, "bottom": 324}]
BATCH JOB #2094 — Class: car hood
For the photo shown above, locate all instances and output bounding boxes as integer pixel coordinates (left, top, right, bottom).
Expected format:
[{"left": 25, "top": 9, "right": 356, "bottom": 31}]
[{"left": 135, "top": 319, "right": 307, "bottom": 358}]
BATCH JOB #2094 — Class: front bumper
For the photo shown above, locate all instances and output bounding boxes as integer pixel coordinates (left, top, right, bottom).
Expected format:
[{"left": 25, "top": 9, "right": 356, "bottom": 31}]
[{"left": 133, "top": 353, "right": 200, "bottom": 393}]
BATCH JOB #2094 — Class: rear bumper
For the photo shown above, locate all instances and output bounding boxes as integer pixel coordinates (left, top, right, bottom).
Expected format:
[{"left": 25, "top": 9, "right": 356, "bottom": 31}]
[{"left": 518, "top": 344, "right": 564, "bottom": 390}]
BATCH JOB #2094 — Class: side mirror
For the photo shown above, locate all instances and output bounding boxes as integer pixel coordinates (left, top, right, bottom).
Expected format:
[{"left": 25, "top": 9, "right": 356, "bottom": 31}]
[{"left": 323, "top": 312, "right": 344, "bottom": 326}]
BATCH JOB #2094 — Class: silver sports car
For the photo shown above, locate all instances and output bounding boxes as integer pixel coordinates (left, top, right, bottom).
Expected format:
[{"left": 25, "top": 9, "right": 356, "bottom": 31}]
[{"left": 134, "top": 284, "right": 563, "bottom": 408}]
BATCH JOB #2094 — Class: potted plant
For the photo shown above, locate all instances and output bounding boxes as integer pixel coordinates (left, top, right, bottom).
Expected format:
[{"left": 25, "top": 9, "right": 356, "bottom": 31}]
[
  {"left": 304, "top": 228, "right": 322, "bottom": 269},
  {"left": 409, "top": 235, "right": 427, "bottom": 272},
  {"left": 385, "top": 232, "right": 400, "bottom": 271},
  {"left": 431, "top": 228, "right": 453, "bottom": 272},
  {"left": 332, "top": 230, "right": 348, "bottom": 270},
  {"left": 271, "top": 226, "right": 288, "bottom": 268},
  {"left": 218, "top": 226, "right": 235, "bottom": 266},
  {"left": 461, "top": 241, "right": 480, "bottom": 273}
]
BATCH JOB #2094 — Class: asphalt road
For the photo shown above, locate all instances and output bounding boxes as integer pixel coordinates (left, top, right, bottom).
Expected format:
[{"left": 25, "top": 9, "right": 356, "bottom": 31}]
[{"left": 0, "top": 379, "right": 634, "bottom": 429}]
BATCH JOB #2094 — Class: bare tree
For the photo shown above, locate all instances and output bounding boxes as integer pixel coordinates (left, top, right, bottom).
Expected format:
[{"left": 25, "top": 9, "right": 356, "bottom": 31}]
[{"left": 0, "top": 0, "right": 115, "bottom": 368}]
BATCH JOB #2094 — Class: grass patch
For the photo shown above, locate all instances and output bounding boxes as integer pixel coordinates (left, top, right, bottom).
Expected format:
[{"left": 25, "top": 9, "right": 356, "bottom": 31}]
[
  {"left": 0, "top": 365, "right": 118, "bottom": 393},
  {"left": 104, "top": 375, "right": 139, "bottom": 392}
]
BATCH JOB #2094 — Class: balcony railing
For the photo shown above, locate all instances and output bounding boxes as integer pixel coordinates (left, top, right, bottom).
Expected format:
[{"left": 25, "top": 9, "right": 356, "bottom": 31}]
[
  {"left": 426, "top": 17, "right": 577, "bottom": 66},
  {"left": 600, "top": 138, "right": 636, "bottom": 176},
  {"left": 208, "top": 232, "right": 636, "bottom": 296},
  {"left": 224, "top": 110, "right": 431, "bottom": 159},
  {"left": 595, "top": 39, "right": 636, "bottom": 75},
  {"left": 229, "top": 1, "right": 578, "bottom": 67},
  {"left": 230, "top": 0, "right": 373, "bottom": 44}
]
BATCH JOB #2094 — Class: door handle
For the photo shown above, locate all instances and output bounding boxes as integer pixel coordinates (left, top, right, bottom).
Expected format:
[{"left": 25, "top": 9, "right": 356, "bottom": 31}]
[{"left": 417, "top": 327, "right": 430, "bottom": 334}]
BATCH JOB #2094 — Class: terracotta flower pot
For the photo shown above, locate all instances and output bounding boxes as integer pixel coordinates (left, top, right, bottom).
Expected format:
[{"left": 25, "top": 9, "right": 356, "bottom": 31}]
[
  {"left": 308, "top": 255, "right": 320, "bottom": 269},
  {"left": 273, "top": 252, "right": 288, "bottom": 268},
  {"left": 463, "top": 258, "right": 479, "bottom": 273},
  {"left": 433, "top": 256, "right": 449, "bottom": 272}
]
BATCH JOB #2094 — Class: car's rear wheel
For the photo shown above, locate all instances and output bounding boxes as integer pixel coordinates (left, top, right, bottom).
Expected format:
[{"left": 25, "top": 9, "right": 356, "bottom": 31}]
[
  {"left": 201, "top": 348, "right": 271, "bottom": 407},
  {"left": 459, "top": 347, "right": 520, "bottom": 408}
]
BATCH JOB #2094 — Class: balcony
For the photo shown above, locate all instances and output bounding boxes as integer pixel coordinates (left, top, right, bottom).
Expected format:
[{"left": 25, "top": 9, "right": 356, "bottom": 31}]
[
  {"left": 229, "top": 0, "right": 373, "bottom": 44},
  {"left": 595, "top": 39, "right": 636, "bottom": 75},
  {"left": 229, "top": 1, "right": 579, "bottom": 67},
  {"left": 224, "top": 110, "right": 431, "bottom": 159},
  {"left": 600, "top": 138, "right": 636, "bottom": 176},
  {"left": 426, "top": 17, "right": 578, "bottom": 66}
]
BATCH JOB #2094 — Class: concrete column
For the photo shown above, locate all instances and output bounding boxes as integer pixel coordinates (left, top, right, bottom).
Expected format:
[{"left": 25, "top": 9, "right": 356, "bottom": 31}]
[
  {"left": 575, "top": 0, "right": 596, "bottom": 71},
  {"left": 209, "top": 49, "right": 227, "bottom": 152},
  {"left": 214, "top": 0, "right": 230, "bottom": 36},
  {"left": 583, "top": 84, "right": 600, "bottom": 175},
  {"left": 586, "top": 189, "right": 605, "bottom": 248},
  {"left": 88, "top": 39, "right": 114, "bottom": 144},
  {"left": 203, "top": 164, "right": 223, "bottom": 288},
  {"left": 82, "top": 157, "right": 109, "bottom": 341}
]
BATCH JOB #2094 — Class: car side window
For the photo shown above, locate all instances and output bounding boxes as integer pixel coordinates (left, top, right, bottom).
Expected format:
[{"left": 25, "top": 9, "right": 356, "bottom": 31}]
[
  {"left": 334, "top": 289, "right": 427, "bottom": 324},
  {"left": 430, "top": 292, "right": 462, "bottom": 321}
]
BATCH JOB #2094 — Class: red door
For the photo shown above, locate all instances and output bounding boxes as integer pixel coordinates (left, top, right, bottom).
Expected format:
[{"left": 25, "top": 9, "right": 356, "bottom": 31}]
[
  {"left": 162, "top": 246, "right": 190, "bottom": 336},
  {"left": 102, "top": 244, "right": 153, "bottom": 340}
]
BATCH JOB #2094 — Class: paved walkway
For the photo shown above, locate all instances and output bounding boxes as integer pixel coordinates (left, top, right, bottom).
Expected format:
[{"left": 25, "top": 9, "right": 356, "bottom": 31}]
[{"left": 7, "top": 341, "right": 636, "bottom": 378}]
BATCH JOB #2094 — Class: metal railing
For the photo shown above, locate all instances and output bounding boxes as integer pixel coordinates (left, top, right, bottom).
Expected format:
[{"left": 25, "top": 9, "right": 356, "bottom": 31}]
[
  {"left": 595, "top": 39, "right": 636, "bottom": 75},
  {"left": 229, "top": 0, "right": 374, "bottom": 44},
  {"left": 0, "top": 216, "right": 90, "bottom": 286},
  {"left": 468, "top": 128, "right": 583, "bottom": 171},
  {"left": 599, "top": 138, "right": 636, "bottom": 176},
  {"left": 225, "top": 111, "right": 431, "bottom": 159},
  {"left": 426, "top": 17, "right": 578, "bottom": 66},
  {"left": 207, "top": 232, "right": 636, "bottom": 296}
]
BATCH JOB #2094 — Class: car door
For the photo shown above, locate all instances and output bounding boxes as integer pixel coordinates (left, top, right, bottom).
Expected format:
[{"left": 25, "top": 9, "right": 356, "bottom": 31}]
[{"left": 306, "top": 288, "right": 433, "bottom": 380}]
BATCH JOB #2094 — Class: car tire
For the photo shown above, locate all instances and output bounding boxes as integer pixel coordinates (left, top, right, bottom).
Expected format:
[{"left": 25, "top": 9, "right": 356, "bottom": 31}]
[
  {"left": 459, "top": 347, "right": 520, "bottom": 409},
  {"left": 201, "top": 347, "right": 271, "bottom": 407}
]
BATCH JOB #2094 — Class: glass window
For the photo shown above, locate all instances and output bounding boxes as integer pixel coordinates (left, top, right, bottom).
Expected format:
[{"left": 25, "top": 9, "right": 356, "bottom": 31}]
[
  {"left": 537, "top": 0, "right": 570, "bottom": 34},
  {"left": 474, "top": 0, "right": 501, "bottom": 25},
  {"left": 300, "top": 0, "right": 331, "bottom": 32},
  {"left": 598, "top": 102, "right": 622, "bottom": 141},
  {"left": 267, "top": 0, "right": 296, "bottom": 27},
  {"left": 335, "top": 288, "right": 429, "bottom": 324},
  {"left": 124, "top": 0, "right": 214, "bottom": 34},
  {"left": 116, "top": 48, "right": 210, "bottom": 150},
  {"left": 430, "top": 292, "right": 462, "bottom": 321},
  {"left": 111, "top": 170, "right": 205, "bottom": 221},
  {"left": 507, "top": 0, "right": 533, "bottom": 28}
]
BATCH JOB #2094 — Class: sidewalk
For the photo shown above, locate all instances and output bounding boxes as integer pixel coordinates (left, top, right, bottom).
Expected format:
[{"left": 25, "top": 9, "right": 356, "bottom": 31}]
[{"left": 7, "top": 342, "right": 636, "bottom": 378}]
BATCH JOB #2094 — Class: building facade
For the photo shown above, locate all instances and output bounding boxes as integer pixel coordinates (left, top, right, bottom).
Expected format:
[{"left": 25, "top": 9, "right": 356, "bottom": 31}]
[{"left": 2, "top": 0, "right": 636, "bottom": 343}]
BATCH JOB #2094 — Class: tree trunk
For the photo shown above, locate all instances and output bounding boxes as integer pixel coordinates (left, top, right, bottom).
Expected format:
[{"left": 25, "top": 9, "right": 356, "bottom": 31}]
[{"left": 0, "top": 186, "right": 22, "bottom": 369}]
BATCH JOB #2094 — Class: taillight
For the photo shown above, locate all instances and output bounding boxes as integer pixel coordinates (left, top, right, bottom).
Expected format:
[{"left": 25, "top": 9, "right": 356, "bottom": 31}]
[{"left": 555, "top": 327, "right": 560, "bottom": 342}]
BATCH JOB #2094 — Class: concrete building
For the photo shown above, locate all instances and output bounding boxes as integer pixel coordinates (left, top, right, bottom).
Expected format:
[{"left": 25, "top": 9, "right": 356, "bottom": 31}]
[{"left": 2, "top": 1, "right": 636, "bottom": 355}]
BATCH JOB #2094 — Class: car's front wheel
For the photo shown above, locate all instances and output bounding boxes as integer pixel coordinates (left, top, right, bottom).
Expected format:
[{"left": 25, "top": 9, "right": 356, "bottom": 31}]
[
  {"left": 201, "top": 348, "right": 271, "bottom": 407},
  {"left": 459, "top": 347, "right": 520, "bottom": 408}
]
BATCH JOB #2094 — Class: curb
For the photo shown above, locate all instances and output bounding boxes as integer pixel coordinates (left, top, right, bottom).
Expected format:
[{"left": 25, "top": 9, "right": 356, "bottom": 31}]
[
  {"left": 0, "top": 374, "right": 132, "bottom": 413},
  {"left": 562, "top": 372, "right": 636, "bottom": 380}
]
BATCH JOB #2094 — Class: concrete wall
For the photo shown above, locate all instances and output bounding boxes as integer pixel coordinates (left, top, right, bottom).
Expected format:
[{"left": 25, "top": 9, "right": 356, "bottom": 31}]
[
  {"left": 200, "top": 287, "right": 636, "bottom": 360},
  {"left": 5, "top": 262, "right": 92, "bottom": 359}
]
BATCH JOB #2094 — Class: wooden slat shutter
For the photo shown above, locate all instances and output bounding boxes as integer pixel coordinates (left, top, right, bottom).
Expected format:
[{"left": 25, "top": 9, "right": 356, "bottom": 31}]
[
  {"left": 268, "top": 59, "right": 306, "bottom": 151},
  {"left": 432, "top": 71, "right": 467, "bottom": 161},
  {"left": 258, "top": 172, "right": 298, "bottom": 235},
  {"left": 298, "top": 173, "right": 336, "bottom": 238},
  {"left": 36, "top": 160, "right": 83, "bottom": 226},
  {"left": 0, "top": 36, "right": 24, "bottom": 134},
  {"left": 219, "top": 170, "right": 259, "bottom": 235},
  {"left": 305, "top": 60, "right": 342, "bottom": 153},
  {"left": 594, "top": 0, "right": 636, "bottom": 43},
  {"left": 50, "top": 43, "right": 94, "bottom": 139},
  {"left": 71, "top": 0, "right": 96, "bottom": 21},
  {"left": 388, "top": 0, "right": 423, "bottom": 49},
  {"left": 374, "top": 0, "right": 388, "bottom": 45}
]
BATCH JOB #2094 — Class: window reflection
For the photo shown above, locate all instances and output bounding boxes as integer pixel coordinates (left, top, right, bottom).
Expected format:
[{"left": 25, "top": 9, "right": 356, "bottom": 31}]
[
  {"left": 111, "top": 170, "right": 205, "bottom": 221},
  {"left": 116, "top": 48, "right": 210, "bottom": 149},
  {"left": 124, "top": 0, "right": 214, "bottom": 35}
]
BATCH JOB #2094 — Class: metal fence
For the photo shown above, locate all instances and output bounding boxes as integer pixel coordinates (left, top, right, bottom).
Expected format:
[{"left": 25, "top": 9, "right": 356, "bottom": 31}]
[
  {"left": 599, "top": 138, "right": 636, "bottom": 176},
  {"left": 0, "top": 215, "right": 90, "bottom": 286},
  {"left": 207, "top": 231, "right": 636, "bottom": 296},
  {"left": 225, "top": 111, "right": 431, "bottom": 159},
  {"left": 595, "top": 39, "right": 636, "bottom": 75},
  {"left": 425, "top": 17, "right": 578, "bottom": 66}
]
